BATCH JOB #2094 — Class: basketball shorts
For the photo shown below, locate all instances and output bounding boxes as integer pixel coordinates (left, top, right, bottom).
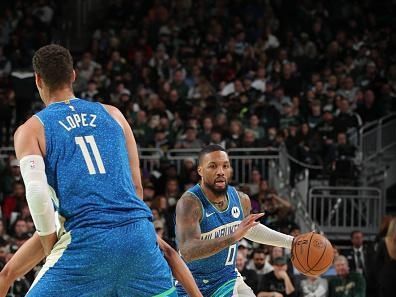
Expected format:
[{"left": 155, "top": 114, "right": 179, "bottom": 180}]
[
  {"left": 27, "top": 218, "right": 177, "bottom": 297},
  {"left": 177, "top": 271, "right": 254, "bottom": 297}
]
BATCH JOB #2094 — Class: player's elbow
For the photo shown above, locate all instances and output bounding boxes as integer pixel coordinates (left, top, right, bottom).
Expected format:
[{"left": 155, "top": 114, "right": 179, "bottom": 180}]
[
  {"left": 26, "top": 181, "right": 49, "bottom": 213},
  {"left": 161, "top": 243, "right": 177, "bottom": 259},
  {"left": 0, "top": 264, "right": 16, "bottom": 284},
  {"left": 179, "top": 246, "right": 194, "bottom": 263}
]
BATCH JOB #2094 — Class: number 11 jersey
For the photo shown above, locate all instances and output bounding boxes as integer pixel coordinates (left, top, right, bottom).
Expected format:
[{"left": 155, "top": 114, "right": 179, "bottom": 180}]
[{"left": 35, "top": 98, "right": 152, "bottom": 232}]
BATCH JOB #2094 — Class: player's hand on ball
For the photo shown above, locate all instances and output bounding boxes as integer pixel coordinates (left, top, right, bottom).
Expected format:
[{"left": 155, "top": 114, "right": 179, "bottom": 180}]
[{"left": 233, "top": 213, "right": 264, "bottom": 241}]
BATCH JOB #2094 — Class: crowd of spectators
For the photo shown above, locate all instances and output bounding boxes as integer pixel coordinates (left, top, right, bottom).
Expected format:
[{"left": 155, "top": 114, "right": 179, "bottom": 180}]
[{"left": 0, "top": 0, "right": 396, "bottom": 296}]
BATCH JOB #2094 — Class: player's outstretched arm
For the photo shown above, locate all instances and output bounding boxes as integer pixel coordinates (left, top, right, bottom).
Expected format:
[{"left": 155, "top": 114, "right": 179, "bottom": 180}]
[
  {"left": 176, "top": 192, "right": 263, "bottom": 262},
  {"left": 238, "top": 192, "right": 294, "bottom": 249},
  {"left": 157, "top": 236, "right": 203, "bottom": 297},
  {"left": 14, "top": 119, "right": 57, "bottom": 255},
  {"left": 0, "top": 233, "right": 45, "bottom": 297}
]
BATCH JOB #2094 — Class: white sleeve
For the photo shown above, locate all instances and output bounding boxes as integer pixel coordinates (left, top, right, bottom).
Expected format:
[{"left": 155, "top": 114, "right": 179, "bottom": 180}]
[
  {"left": 244, "top": 223, "right": 294, "bottom": 249},
  {"left": 19, "top": 155, "right": 56, "bottom": 236}
]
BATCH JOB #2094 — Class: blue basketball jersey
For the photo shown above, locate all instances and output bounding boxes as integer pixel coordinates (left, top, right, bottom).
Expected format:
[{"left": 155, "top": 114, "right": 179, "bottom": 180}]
[
  {"left": 176, "top": 184, "right": 244, "bottom": 297},
  {"left": 35, "top": 98, "right": 152, "bottom": 231}
]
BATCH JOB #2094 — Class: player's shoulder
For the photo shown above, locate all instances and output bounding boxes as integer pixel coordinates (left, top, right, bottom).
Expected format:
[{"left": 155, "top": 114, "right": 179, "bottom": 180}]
[
  {"left": 177, "top": 191, "right": 202, "bottom": 211},
  {"left": 176, "top": 191, "right": 203, "bottom": 221},
  {"left": 236, "top": 190, "right": 251, "bottom": 216},
  {"left": 14, "top": 116, "right": 45, "bottom": 158},
  {"left": 101, "top": 103, "right": 126, "bottom": 128},
  {"left": 101, "top": 103, "right": 122, "bottom": 117},
  {"left": 179, "top": 190, "right": 201, "bottom": 204},
  {"left": 14, "top": 116, "right": 43, "bottom": 139},
  {"left": 236, "top": 190, "right": 250, "bottom": 203}
]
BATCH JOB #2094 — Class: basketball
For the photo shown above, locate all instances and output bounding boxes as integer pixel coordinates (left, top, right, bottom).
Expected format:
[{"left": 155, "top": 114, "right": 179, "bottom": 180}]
[{"left": 291, "top": 232, "right": 334, "bottom": 276}]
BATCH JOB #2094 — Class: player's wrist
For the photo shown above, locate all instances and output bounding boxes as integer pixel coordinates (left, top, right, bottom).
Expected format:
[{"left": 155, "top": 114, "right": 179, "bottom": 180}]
[{"left": 229, "top": 232, "right": 240, "bottom": 244}]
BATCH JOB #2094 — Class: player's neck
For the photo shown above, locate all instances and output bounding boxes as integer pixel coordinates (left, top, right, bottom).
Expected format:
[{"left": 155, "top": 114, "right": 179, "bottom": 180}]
[
  {"left": 201, "top": 184, "right": 227, "bottom": 210},
  {"left": 43, "top": 87, "right": 75, "bottom": 106}
]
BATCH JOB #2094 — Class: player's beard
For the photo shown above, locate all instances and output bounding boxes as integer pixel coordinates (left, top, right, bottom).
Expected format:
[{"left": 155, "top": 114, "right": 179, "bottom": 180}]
[{"left": 204, "top": 180, "right": 228, "bottom": 196}]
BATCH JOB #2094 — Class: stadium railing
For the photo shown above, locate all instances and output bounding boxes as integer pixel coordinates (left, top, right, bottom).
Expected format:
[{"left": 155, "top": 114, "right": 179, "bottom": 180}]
[
  {"left": 166, "top": 147, "right": 280, "bottom": 184},
  {"left": 276, "top": 147, "right": 322, "bottom": 233},
  {"left": 138, "top": 148, "right": 163, "bottom": 173},
  {"left": 308, "top": 186, "right": 382, "bottom": 240},
  {"left": 351, "top": 113, "right": 396, "bottom": 161},
  {"left": 227, "top": 148, "right": 279, "bottom": 184}
]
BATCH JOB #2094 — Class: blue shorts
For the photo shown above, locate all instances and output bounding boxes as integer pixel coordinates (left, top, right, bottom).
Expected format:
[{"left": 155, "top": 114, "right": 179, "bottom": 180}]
[{"left": 27, "top": 219, "right": 177, "bottom": 297}]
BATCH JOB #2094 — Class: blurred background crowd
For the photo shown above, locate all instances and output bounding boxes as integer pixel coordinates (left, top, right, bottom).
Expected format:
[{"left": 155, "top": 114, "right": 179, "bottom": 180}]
[{"left": 0, "top": 0, "right": 396, "bottom": 296}]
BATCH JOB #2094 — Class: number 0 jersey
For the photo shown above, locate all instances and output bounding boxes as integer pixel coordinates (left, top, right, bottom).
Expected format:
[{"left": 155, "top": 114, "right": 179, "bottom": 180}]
[
  {"left": 35, "top": 98, "right": 151, "bottom": 231},
  {"left": 176, "top": 184, "right": 244, "bottom": 297}
]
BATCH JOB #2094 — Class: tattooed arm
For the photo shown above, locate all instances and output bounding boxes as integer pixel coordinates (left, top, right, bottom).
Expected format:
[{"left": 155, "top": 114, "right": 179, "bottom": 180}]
[
  {"left": 176, "top": 192, "right": 263, "bottom": 262},
  {"left": 238, "top": 191, "right": 252, "bottom": 218}
]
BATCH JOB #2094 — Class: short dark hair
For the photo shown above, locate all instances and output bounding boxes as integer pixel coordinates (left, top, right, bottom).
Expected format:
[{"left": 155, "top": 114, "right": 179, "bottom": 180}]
[
  {"left": 198, "top": 144, "right": 226, "bottom": 164},
  {"left": 351, "top": 230, "right": 363, "bottom": 238},
  {"left": 252, "top": 248, "right": 266, "bottom": 257},
  {"left": 32, "top": 44, "right": 74, "bottom": 91}
]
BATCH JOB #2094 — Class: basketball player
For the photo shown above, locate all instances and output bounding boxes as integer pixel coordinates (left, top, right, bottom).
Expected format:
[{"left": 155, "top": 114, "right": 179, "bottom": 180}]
[
  {"left": 10, "top": 44, "right": 196, "bottom": 296},
  {"left": 176, "top": 145, "right": 298, "bottom": 297}
]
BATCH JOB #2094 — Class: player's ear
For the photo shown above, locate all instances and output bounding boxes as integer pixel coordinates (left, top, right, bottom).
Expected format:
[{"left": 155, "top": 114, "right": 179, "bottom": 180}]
[
  {"left": 71, "top": 70, "right": 76, "bottom": 83},
  {"left": 197, "top": 165, "right": 203, "bottom": 177},
  {"left": 35, "top": 73, "right": 43, "bottom": 90}
]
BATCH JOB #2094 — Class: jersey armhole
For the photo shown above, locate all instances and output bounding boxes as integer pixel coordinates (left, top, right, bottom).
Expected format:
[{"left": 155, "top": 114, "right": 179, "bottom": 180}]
[
  {"left": 33, "top": 114, "right": 45, "bottom": 127},
  {"left": 186, "top": 190, "right": 205, "bottom": 223},
  {"left": 98, "top": 103, "right": 124, "bottom": 130},
  {"left": 32, "top": 114, "right": 47, "bottom": 157}
]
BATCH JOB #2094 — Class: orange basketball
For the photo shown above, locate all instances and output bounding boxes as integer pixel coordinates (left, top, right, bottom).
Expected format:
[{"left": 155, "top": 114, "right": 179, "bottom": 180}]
[{"left": 291, "top": 232, "right": 334, "bottom": 276}]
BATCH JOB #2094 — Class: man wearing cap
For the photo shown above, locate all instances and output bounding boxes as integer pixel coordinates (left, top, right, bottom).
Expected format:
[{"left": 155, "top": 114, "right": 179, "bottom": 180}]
[
  {"left": 257, "top": 256, "right": 296, "bottom": 297},
  {"left": 279, "top": 99, "right": 300, "bottom": 130}
]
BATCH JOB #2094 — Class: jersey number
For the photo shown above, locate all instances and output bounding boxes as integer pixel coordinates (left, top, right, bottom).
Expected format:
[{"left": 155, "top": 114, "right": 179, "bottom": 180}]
[
  {"left": 225, "top": 244, "right": 237, "bottom": 265},
  {"left": 75, "top": 136, "right": 106, "bottom": 175}
]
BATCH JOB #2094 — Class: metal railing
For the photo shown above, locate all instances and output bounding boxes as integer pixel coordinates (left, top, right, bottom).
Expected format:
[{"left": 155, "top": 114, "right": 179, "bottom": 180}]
[
  {"left": 166, "top": 148, "right": 201, "bottom": 173},
  {"left": 354, "top": 113, "right": 396, "bottom": 161},
  {"left": 167, "top": 148, "right": 280, "bottom": 184},
  {"left": 227, "top": 148, "right": 279, "bottom": 183},
  {"left": 380, "top": 113, "right": 396, "bottom": 153},
  {"left": 275, "top": 146, "right": 322, "bottom": 233},
  {"left": 138, "top": 148, "right": 163, "bottom": 173},
  {"left": 308, "top": 186, "right": 382, "bottom": 239}
]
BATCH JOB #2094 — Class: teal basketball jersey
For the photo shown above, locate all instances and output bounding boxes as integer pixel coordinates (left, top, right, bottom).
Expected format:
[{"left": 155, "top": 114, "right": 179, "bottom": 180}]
[{"left": 176, "top": 184, "right": 244, "bottom": 296}]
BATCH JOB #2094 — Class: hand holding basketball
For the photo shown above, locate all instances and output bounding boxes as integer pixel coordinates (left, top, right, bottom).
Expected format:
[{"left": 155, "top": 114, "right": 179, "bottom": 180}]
[{"left": 291, "top": 232, "right": 334, "bottom": 276}]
